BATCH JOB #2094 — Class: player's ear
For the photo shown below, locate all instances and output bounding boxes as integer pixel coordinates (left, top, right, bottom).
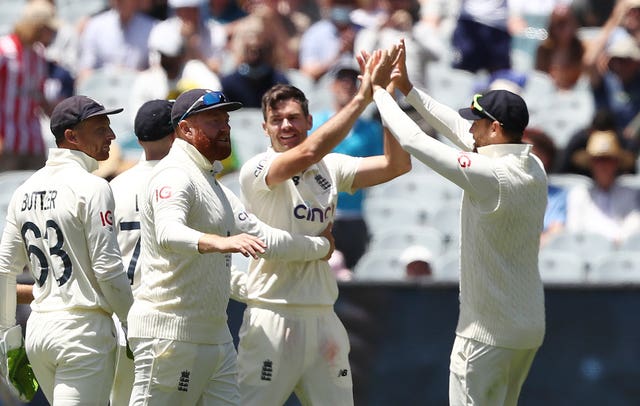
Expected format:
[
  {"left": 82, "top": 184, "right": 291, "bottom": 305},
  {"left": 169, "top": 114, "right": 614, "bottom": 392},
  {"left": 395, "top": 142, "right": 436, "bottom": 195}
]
[
  {"left": 64, "top": 128, "right": 77, "bottom": 144},
  {"left": 177, "top": 120, "right": 191, "bottom": 141}
]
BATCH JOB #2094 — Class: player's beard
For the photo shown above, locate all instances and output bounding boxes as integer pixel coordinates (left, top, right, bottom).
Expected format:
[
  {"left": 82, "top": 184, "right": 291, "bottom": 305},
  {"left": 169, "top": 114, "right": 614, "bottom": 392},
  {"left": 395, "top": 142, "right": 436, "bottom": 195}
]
[{"left": 192, "top": 131, "right": 232, "bottom": 162}]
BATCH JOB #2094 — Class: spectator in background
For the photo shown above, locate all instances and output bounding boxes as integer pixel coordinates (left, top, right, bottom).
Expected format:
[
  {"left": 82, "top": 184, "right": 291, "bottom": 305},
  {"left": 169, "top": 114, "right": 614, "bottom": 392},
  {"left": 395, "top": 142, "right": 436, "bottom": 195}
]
[
  {"left": 221, "top": 15, "right": 289, "bottom": 108},
  {"left": 523, "top": 128, "right": 568, "bottom": 246},
  {"left": 588, "top": 36, "right": 640, "bottom": 145},
  {"left": 399, "top": 244, "right": 433, "bottom": 279},
  {"left": 535, "top": 4, "right": 586, "bottom": 90},
  {"left": 556, "top": 108, "right": 633, "bottom": 176},
  {"left": 237, "top": 0, "right": 313, "bottom": 70},
  {"left": 567, "top": 129, "right": 640, "bottom": 245},
  {"left": 209, "top": 0, "right": 247, "bottom": 24},
  {"left": 450, "top": 0, "right": 512, "bottom": 74},
  {"left": 584, "top": 0, "right": 640, "bottom": 145},
  {"left": 0, "top": 0, "right": 61, "bottom": 171},
  {"left": 129, "top": 19, "right": 222, "bottom": 114},
  {"left": 77, "top": 0, "right": 158, "bottom": 84},
  {"left": 355, "top": 0, "right": 443, "bottom": 92},
  {"left": 310, "top": 58, "right": 384, "bottom": 270},
  {"left": 154, "top": 0, "right": 227, "bottom": 75},
  {"left": 299, "top": 0, "right": 358, "bottom": 81}
]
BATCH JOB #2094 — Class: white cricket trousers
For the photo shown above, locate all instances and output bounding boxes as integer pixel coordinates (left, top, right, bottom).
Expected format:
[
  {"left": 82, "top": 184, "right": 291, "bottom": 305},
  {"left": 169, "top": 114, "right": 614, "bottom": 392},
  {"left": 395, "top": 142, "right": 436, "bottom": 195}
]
[
  {"left": 26, "top": 310, "right": 117, "bottom": 405},
  {"left": 128, "top": 338, "right": 239, "bottom": 406},
  {"left": 449, "top": 336, "right": 538, "bottom": 406},
  {"left": 237, "top": 304, "right": 353, "bottom": 406}
]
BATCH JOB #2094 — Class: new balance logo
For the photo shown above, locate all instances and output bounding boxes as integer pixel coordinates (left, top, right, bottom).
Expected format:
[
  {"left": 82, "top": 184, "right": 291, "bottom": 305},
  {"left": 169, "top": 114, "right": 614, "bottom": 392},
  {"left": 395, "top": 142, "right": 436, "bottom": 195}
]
[
  {"left": 261, "top": 360, "right": 273, "bottom": 381},
  {"left": 178, "top": 370, "right": 190, "bottom": 392},
  {"left": 314, "top": 174, "right": 331, "bottom": 190},
  {"left": 338, "top": 369, "right": 348, "bottom": 377}
]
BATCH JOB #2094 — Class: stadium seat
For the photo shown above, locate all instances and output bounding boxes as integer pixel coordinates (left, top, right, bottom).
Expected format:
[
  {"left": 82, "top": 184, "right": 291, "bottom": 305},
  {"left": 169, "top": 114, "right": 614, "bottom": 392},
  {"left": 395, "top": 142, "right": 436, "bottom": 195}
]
[
  {"left": 538, "top": 250, "right": 588, "bottom": 284},
  {"left": 588, "top": 252, "right": 640, "bottom": 284},
  {"left": 426, "top": 64, "right": 477, "bottom": 110},
  {"left": 542, "top": 231, "right": 614, "bottom": 263},
  {"left": 363, "top": 197, "right": 432, "bottom": 231},
  {"left": 429, "top": 205, "right": 460, "bottom": 251},
  {"left": 433, "top": 251, "right": 459, "bottom": 282},
  {"left": 368, "top": 226, "right": 447, "bottom": 256},
  {"left": 228, "top": 108, "right": 268, "bottom": 165},
  {"left": 353, "top": 249, "right": 406, "bottom": 281}
]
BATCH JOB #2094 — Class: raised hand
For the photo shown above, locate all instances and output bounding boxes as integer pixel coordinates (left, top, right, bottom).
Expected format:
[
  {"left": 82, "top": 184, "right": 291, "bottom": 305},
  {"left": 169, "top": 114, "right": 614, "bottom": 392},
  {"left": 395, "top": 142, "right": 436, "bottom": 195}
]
[{"left": 391, "top": 38, "right": 413, "bottom": 96}]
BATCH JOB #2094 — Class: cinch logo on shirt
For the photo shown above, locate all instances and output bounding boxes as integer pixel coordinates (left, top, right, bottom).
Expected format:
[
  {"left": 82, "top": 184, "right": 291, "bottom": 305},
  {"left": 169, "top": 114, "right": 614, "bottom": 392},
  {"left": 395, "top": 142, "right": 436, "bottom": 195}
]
[
  {"left": 254, "top": 160, "right": 266, "bottom": 177},
  {"left": 293, "top": 204, "right": 333, "bottom": 223}
]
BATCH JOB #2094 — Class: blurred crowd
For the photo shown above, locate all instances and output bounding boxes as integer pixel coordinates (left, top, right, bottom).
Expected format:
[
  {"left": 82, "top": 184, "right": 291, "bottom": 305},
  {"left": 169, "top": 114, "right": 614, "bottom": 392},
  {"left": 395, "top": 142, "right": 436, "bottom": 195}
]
[{"left": 1, "top": 0, "right": 640, "bottom": 281}]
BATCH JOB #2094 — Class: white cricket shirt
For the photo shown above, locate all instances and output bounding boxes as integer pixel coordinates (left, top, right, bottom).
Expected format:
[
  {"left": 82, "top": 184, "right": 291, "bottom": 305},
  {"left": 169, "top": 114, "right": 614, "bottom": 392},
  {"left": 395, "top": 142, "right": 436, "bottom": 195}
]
[
  {"left": 0, "top": 148, "right": 132, "bottom": 328},
  {"left": 128, "top": 139, "right": 330, "bottom": 344},
  {"left": 239, "top": 147, "right": 360, "bottom": 306}
]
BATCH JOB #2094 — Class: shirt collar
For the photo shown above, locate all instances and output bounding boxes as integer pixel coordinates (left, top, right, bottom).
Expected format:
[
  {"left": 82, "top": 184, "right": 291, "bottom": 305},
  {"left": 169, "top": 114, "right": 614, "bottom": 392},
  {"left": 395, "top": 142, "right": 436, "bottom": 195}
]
[
  {"left": 46, "top": 148, "right": 99, "bottom": 173},
  {"left": 476, "top": 143, "right": 532, "bottom": 158}
]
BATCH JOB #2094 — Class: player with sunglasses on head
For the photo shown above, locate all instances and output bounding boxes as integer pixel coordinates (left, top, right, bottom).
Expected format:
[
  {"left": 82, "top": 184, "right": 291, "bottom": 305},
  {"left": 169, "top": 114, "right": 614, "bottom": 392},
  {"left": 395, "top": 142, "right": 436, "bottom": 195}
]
[
  {"left": 236, "top": 49, "right": 411, "bottom": 405},
  {"left": 126, "top": 89, "right": 337, "bottom": 405},
  {"left": 369, "top": 40, "right": 546, "bottom": 406}
]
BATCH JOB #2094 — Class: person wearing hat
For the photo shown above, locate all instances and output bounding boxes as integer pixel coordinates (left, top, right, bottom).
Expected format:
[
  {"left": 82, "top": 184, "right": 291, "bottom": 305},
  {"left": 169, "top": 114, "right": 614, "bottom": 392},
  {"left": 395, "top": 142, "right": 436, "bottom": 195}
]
[
  {"left": 236, "top": 48, "right": 410, "bottom": 406},
  {"left": 0, "top": 95, "right": 134, "bottom": 404},
  {"left": 399, "top": 244, "right": 433, "bottom": 279},
  {"left": 566, "top": 130, "right": 640, "bottom": 244},
  {"left": 0, "top": 0, "right": 62, "bottom": 171},
  {"left": 308, "top": 57, "right": 385, "bottom": 270},
  {"left": 107, "top": 99, "right": 176, "bottom": 406},
  {"left": 370, "top": 40, "right": 546, "bottom": 406},
  {"left": 126, "top": 89, "right": 336, "bottom": 405}
]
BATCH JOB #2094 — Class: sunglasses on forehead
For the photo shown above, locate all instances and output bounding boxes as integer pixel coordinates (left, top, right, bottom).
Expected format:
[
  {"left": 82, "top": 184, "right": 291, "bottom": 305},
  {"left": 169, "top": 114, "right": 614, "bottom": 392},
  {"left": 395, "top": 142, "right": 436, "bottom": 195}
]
[
  {"left": 180, "top": 91, "right": 227, "bottom": 122},
  {"left": 471, "top": 94, "right": 503, "bottom": 126}
]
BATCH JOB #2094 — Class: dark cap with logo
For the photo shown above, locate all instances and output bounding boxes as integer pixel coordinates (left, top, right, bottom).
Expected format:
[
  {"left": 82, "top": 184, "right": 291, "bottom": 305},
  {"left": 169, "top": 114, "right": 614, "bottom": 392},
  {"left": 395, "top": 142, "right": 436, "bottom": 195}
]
[
  {"left": 50, "top": 95, "right": 123, "bottom": 139},
  {"left": 458, "top": 89, "right": 529, "bottom": 134},
  {"left": 134, "top": 99, "right": 175, "bottom": 141},
  {"left": 171, "top": 89, "right": 242, "bottom": 127}
]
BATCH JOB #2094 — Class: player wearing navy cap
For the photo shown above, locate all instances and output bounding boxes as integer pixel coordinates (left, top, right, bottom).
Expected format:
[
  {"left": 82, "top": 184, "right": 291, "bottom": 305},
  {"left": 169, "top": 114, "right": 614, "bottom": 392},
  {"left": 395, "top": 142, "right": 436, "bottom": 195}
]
[
  {"left": 371, "top": 40, "right": 546, "bottom": 406},
  {"left": 108, "top": 99, "right": 177, "bottom": 405},
  {"left": 0, "top": 95, "right": 134, "bottom": 404}
]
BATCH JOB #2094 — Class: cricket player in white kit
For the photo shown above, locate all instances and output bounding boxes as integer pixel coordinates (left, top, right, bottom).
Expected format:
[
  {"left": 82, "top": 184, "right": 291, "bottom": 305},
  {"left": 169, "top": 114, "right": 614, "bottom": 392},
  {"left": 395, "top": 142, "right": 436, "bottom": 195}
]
[
  {"left": 237, "top": 50, "right": 411, "bottom": 405},
  {"left": 371, "top": 40, "right": 546, "bottom": 406},
  {"left": 126, "top": 89, "right": 336, "bottom": 405},
  {"left": 0, "top": 95, "right": 134, "bottom": 404},
  {"left": 109, "top": 99, "right": 176, "bottom": 405}
]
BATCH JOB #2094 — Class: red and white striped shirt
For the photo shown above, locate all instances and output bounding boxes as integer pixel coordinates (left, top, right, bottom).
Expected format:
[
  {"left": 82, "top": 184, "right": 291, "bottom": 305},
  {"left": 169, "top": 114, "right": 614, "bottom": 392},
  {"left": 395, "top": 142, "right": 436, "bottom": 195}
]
[{"left": 0, "top": 34, "right": 47, "bottom": 155}]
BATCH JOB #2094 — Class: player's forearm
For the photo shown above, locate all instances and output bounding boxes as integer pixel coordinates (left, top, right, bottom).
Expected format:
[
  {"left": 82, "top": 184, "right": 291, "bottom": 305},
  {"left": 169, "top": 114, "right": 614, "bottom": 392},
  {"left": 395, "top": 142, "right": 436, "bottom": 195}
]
[
  {"left": 405, "top": 87, "right": 474, "bottom": 151},
  {"left": 97, "top": 271, "right": 133, "bottom": 324},
  {"left": 302, "top": 93, "right": 370, "bottom": 162}
]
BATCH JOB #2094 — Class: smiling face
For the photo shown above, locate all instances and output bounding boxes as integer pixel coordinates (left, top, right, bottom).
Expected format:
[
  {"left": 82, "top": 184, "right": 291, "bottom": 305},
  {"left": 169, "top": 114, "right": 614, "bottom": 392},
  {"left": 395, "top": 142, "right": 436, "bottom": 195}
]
[
  {"left": 262, "top": 98, "right": 312, "bottom": 152},
  {"left": 180, "top": 109, "right": 232, "bottom": 162},
  {"left": 69, "top": 115, "right": 116, "bottom": 161}
]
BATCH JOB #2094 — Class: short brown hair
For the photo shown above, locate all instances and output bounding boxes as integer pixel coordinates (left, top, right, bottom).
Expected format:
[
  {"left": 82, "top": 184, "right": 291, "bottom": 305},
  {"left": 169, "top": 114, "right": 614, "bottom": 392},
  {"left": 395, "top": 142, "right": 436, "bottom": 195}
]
[{"left": 261, "top": 84, "right": 309, "bottom": 120}]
